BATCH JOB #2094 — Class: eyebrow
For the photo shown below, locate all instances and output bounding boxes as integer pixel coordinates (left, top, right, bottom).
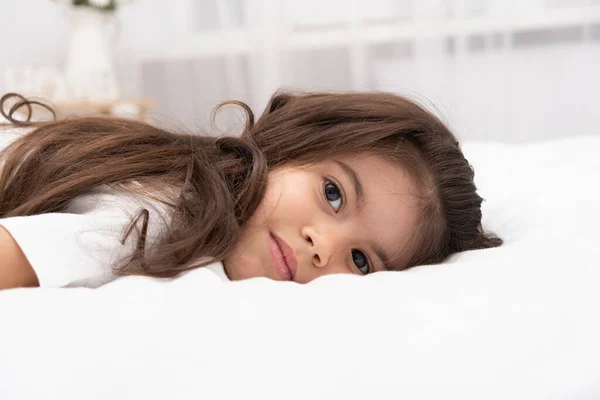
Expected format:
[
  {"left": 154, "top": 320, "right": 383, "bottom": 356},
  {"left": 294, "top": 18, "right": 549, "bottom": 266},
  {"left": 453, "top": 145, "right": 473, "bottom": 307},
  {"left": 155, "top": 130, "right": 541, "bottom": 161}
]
[
  {"left": 334, "top": 160, "right": 365, "bottom": 208},
  {"left": 334, "top": 160, "right": 391, "bottom": 270}
]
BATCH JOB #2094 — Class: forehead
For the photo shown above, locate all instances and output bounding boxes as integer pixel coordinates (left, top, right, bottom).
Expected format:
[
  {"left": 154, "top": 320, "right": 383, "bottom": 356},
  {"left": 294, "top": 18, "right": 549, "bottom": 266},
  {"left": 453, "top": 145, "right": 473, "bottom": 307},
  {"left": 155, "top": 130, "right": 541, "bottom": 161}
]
[{"left": 332, "top": 154, "right": 421, "bottom": 268}]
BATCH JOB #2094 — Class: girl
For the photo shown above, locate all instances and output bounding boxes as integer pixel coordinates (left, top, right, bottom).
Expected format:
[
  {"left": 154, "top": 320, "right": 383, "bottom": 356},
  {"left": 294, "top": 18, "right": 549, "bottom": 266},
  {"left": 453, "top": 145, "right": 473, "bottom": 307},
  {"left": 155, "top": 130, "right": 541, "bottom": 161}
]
[{"left": 0, "top": 91, "right": 501, "bottom": 289}]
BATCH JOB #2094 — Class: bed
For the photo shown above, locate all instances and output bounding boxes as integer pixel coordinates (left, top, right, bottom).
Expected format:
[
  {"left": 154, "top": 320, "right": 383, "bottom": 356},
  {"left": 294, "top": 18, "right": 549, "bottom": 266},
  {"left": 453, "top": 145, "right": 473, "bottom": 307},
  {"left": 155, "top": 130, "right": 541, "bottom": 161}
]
[{"left": 1, "top": 135, "right": 599, "bottom": 399}]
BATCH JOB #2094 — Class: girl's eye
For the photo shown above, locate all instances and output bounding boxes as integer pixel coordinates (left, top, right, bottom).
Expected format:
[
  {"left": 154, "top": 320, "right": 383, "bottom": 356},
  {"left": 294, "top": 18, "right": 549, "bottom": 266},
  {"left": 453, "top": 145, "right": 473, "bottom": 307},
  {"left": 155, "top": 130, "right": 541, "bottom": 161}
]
[
  {"left": 352, "top": 249, "right": 371, "bottom": 275},
  {"left": 324, "top": 180, "right": 343, "bottom": 212}
]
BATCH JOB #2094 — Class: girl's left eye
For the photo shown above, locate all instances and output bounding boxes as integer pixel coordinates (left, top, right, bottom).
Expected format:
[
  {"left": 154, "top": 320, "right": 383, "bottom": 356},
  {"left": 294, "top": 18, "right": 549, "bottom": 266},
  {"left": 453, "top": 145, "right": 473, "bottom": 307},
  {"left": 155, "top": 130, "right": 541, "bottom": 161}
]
[{"left": 323, "top": 180, "right": 343, "bottom": 212}]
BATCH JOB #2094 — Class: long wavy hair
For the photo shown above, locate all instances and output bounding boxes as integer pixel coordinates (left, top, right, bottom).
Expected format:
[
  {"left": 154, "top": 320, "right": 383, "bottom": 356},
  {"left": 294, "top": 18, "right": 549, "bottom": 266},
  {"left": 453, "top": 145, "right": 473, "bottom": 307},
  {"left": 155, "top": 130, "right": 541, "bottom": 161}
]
[{"left": 0, "top": 91, "right": 502, "bottom": 278}]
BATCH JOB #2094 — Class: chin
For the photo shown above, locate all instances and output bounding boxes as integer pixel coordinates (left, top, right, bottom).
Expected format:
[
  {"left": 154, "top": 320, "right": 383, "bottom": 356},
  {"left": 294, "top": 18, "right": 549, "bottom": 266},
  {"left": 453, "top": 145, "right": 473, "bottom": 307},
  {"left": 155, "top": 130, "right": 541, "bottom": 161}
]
[{"left": 223, "top": 258, "right": 265, "bottom": 281}]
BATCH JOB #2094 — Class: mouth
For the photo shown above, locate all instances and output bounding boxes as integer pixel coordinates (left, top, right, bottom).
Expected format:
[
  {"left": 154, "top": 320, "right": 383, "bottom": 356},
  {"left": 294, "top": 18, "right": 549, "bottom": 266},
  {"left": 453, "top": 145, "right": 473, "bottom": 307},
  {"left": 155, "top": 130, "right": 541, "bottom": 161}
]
[{"left": 268, "top": 233, "right": 297, "bottom": 281}]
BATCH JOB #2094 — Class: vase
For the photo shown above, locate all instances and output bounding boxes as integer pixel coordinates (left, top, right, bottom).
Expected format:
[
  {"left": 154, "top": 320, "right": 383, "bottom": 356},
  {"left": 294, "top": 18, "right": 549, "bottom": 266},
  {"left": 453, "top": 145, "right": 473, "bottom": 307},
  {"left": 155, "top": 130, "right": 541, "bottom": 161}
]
[{"left": 64, "top": 7, "right": 120, "bottom": 101}]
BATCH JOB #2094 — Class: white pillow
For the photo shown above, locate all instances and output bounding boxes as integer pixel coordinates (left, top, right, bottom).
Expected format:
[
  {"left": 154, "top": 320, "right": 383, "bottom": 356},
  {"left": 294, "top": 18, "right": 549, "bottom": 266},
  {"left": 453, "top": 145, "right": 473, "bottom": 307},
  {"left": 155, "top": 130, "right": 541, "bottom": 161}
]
[{"left": 0, "top": 136, "right": 599, "bottom": 400}]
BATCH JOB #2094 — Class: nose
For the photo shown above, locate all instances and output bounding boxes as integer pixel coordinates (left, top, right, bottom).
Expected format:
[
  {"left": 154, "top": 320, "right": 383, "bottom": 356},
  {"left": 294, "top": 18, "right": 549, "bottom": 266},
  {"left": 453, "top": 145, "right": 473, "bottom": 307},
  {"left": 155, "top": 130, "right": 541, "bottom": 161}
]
[{"left": 301, "top": 226, "right": 333, "bottom": 268}]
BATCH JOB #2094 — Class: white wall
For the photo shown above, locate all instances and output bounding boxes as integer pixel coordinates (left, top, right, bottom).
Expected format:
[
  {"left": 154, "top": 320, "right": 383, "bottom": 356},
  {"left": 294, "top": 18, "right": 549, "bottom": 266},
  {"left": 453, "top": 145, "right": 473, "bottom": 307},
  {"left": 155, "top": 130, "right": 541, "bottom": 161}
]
[
  {"left": 372, "top": 40, "right": 600, "bottom": 143},
  {"left": 0, "top": 0, "right": 67, "bottom": 89}
]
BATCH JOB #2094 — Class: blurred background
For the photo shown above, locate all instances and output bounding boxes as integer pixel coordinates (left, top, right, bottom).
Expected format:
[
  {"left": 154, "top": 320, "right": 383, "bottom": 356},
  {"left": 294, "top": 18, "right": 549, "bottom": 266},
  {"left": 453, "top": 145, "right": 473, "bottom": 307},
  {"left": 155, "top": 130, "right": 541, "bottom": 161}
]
[{"left": 1, "top": 0, "right": 599, "bottom": 142}]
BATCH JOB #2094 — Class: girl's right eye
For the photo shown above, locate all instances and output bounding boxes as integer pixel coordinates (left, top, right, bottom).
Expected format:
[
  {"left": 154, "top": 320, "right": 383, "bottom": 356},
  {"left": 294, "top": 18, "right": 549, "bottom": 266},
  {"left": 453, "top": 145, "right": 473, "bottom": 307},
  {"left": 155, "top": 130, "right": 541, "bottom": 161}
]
[{"left": 323, "top": 180, "right": 343, "bottom": 212}]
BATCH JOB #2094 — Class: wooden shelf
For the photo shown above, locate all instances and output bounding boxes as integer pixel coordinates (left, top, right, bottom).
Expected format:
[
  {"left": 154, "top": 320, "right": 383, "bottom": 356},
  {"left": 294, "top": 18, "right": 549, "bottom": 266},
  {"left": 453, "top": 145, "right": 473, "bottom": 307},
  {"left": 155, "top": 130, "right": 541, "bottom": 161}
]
[
  {"left": 51, "top": 98, "right": 156, "bottom": 112},
  {"left": 50, "top": 98, "right": 157, "bottom": 120}
]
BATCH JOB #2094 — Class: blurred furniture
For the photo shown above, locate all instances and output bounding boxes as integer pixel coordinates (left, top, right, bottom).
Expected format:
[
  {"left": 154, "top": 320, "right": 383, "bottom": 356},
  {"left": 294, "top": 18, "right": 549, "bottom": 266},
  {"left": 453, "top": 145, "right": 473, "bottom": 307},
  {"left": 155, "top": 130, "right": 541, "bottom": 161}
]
[
  {"left": 134, "top": 0, "right": 600, "bottom": 142},
  {"left": 51, "top": 98, "right": 156, "bottom": 121},
  {"left": 4, "top": 0, "right": 599, "bottom": 139}
]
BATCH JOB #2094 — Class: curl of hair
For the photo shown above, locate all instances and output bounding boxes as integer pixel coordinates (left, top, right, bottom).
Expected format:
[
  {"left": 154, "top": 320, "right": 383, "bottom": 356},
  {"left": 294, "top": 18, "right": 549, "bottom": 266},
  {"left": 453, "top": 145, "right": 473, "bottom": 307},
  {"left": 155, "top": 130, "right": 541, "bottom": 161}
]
[{"left": 0, "top": 92, "right": 56, "bottom": 125}]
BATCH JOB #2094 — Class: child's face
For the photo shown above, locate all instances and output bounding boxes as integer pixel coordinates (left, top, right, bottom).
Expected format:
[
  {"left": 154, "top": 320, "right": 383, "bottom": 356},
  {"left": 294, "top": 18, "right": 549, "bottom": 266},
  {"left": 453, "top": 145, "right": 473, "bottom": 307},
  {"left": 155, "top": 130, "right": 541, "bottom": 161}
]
[{"left": 223, "top": 154, "right": 421, "bottom": 283}]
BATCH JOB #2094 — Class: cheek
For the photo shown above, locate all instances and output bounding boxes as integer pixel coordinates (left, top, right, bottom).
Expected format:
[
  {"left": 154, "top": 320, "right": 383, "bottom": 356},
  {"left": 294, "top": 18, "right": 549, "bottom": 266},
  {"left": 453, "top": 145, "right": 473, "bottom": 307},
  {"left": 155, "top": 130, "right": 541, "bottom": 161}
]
[
  {"left": 225, "top": 217, "right": 271, "bottom": 280},
  {"left": 254, "top": 175, "right": 315, "bottom": 223}
]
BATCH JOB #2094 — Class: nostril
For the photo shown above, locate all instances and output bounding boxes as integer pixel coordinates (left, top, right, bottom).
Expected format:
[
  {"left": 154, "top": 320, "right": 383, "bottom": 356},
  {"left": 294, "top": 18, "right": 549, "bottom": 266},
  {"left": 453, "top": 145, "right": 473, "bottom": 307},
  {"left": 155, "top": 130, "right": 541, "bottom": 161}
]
[{"left": 313, "top": 254, "right": 320, "bottom": 264}]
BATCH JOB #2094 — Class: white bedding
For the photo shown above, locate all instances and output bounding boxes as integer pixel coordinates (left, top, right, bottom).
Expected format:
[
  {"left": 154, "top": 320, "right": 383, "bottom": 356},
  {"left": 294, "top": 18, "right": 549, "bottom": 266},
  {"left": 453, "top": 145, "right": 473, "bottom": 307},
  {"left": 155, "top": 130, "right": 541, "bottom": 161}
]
[{"left": 1, "top": 136, "right": 599, "bottom": 400}]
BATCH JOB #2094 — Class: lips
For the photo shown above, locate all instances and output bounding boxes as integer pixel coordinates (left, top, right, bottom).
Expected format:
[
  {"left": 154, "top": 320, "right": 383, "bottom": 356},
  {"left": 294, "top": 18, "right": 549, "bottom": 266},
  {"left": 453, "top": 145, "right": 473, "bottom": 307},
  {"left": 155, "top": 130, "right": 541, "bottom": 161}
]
[{"left": 269, "top": 233, "right": 298, "bottom": 281}]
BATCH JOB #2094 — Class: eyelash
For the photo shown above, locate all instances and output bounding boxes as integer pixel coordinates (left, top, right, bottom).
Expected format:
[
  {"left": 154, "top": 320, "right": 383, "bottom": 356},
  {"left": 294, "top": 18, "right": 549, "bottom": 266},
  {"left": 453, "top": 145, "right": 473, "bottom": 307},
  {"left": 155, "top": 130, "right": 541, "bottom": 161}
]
[{"left": 322, "top": 179, "right": 373, "bottom": 275}]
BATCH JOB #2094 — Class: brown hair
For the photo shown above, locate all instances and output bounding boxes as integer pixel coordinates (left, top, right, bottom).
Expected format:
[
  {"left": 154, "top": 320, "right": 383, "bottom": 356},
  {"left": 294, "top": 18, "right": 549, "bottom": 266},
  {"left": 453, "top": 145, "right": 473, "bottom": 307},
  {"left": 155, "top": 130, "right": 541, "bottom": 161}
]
[{"left": 0, "top": 91, "right": 501, "bottom": 278}]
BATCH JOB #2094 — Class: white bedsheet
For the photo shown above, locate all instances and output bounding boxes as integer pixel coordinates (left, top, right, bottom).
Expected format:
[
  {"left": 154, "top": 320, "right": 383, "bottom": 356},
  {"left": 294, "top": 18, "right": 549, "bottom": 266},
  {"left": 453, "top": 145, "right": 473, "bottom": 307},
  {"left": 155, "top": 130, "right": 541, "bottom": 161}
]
[{"left": 1, "top": 136, "right": 599, "bottom": 400}]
